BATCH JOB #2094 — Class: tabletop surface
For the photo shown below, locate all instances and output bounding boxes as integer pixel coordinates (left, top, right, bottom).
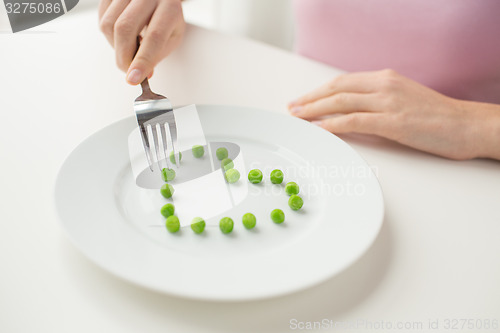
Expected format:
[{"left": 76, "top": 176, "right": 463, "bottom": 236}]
[{"left": 1, "top": 10, "right": 499, "bottom": 333}]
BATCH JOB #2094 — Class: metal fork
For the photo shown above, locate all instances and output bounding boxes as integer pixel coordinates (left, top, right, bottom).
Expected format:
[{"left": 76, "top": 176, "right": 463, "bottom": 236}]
[
  {"left": 134, "top": 79, "right": 179, "bottom": 172},
  {"left": 133, "top": 37, "right": 179, "bottom": 172}
]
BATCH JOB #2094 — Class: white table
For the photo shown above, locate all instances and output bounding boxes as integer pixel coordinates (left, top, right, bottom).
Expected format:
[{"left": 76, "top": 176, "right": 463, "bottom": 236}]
[{"left": 1, "top": 10, "right": 499, "bottom": 333}]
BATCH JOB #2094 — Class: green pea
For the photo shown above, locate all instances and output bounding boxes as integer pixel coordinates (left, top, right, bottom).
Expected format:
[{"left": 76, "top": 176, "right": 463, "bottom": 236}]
[
  {"left": 225, "top": 168, "right": 240, "bottom": 183},
  {"left": 285, "top": 181, "right": 299, "bottom": 196},
  {"left": 166, "top": 215, "right": 180, "bottom": 233},
  {"left": 219, "top": 217, "right": 234, "bottom": 234},
  {"left": 169, "top": 151, "right": 182, "bottom": 164},
  {"left": 270, "top": 169, "right": 284, "bottom": 184},
  {"left": 221, "top": 158, "right": 234, "bottom": 171},
  {"left": 160, "top": 184, "right": 175, "bottom": 198},
  {"left": 161, "top": 168, "right": 176, "bottom": 182},
  {"left": 288, "top": 195, "right": 304, "bottom": 211},
  {"left": 191, "top": 217, "right": 206, "bottom": 234},
  {"left": 242, "top": 213, "right": 256, "bottom": 229},
  {"left": 192, "top": 145, "right": 205, "bottom": 158},
  {"left": 216, "top": 147, "right": 228, "bottom": 160},
  {"left": 160, "top": 203, "right": 175, "bottom": 218},
  {"left": 247, "top": 169, "right": 263, "bottom": 184},
  {"left": 270, "top": 209, "right": 285, "bottom": 224}
]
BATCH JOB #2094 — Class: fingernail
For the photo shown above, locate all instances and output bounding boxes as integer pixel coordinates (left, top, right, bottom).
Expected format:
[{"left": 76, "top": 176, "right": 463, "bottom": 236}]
[
  {"left": 290, "top": 106, "right": 303, "bottom": 114},
  {"left": 127, "top": 69, "right": 142, "bottom": 85},
  {"left": 312, "top": 120, "right": 323, "bottom": 127},
  {"left": 288, "top": 100, "right": 298, "bottom": 108}
]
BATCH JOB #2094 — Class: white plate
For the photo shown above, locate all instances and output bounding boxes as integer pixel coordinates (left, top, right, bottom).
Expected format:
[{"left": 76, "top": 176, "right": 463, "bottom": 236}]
[{"left": 54, "top": 105, "right": 384, "bottom": 301}]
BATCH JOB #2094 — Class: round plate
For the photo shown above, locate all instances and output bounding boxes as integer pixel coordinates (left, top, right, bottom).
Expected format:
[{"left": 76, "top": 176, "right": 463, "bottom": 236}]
[{"left": 54, "top": 105, "right": 384, "bottom": 301}]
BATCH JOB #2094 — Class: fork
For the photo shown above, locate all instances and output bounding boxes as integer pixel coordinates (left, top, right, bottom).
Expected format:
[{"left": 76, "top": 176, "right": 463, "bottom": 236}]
[{"left": 133, "top": 41, "right": 179, "bottom": 172}]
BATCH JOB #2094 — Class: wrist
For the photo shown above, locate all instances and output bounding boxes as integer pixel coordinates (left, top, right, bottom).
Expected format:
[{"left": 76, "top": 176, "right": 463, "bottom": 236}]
[{"left": 461, "top": 100, "right": 500, "bottom": 160}]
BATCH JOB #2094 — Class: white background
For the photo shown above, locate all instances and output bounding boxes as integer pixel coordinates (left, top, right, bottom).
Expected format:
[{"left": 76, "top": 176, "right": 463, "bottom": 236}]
[{"left": 0, "top": 0, "right": 294, "bottom": 49}]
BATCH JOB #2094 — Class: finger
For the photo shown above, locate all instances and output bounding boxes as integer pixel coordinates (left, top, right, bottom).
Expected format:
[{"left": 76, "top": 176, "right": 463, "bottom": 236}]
[
  {"left": 128, "top": 33, "right": 182, "bottom": 83},
  {"left": 98, "top": 0, "right": 112, "bottom": 20},
  {"left": 289, "top": 71, "right": 382, "bottom": 109},
  {"left": 99, "top": 0, "right": 130, "bottom": 46},
  {"left": 114, "top": 0, "right": 157, "bottom": 72},
  {"left": 314, "top": 113, "right": 385, "bottom": 136},
  {"left": 127, "top": 0, "right": 184, "bottom": 85},
  {"left": 292, "top": 93, "right": 378, "bottom": 120}
]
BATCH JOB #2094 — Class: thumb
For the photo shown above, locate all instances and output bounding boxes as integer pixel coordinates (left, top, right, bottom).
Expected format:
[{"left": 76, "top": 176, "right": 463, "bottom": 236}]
[{"left": 126, "top": 52, "right": 155, "bottom": 85}]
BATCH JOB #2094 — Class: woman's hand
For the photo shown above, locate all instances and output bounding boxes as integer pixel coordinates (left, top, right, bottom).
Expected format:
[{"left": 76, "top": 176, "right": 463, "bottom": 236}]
[
  {"left": 288, "top": 69, "right": 500, "bottom": 160},
  {"left": 98, "top": 0, "right": 185, "bottom": 85}
]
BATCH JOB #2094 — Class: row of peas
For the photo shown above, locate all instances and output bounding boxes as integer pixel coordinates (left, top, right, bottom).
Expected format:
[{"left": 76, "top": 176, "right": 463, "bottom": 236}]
[
  {"left": 158, "top": 145, "right": 304, "bottom": 234},
  {"left": 158, "top": 145, "right": 205, "bottom": 197},
  {"left": 247, "top": 168, "right": 304, "bottom": 211}
]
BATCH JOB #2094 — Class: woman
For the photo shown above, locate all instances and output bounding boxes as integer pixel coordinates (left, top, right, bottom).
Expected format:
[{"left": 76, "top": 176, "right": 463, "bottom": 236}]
[{"left": 98, "top": 0, "right": 500, "bottom": 160}]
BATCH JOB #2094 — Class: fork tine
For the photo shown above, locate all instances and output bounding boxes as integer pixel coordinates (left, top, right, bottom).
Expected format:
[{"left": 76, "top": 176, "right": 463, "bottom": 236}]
[
  {"left": 151, "top": 124, "right": 162, "bottom": 171},
  {"left": 139, "top": 124, "right": 154, "bottom": 171},
  {"left": 159, "top": 123, "right": 170, "bottom": 169},
  {"left": 167, "top": 121, "right": 179, "bottom": 166}
]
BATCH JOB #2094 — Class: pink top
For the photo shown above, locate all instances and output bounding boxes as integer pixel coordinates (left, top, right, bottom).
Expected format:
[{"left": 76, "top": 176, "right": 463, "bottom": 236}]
[{"left": 293, "top": 0, "right": 500, "bottom": 103}]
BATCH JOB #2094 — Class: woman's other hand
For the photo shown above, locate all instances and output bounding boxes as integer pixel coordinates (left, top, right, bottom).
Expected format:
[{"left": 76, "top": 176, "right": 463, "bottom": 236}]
[{"left": 289, "top": 69, "right": 500, "bottom": 160}]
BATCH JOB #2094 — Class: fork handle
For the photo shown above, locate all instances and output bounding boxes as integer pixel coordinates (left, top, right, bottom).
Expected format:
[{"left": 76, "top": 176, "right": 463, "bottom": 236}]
[
  {"left": 140, "top": 77, "right": 152, "bottom": 94},
  {"left": 135, "top": 36, "right": 152, "bottom": 94}
]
